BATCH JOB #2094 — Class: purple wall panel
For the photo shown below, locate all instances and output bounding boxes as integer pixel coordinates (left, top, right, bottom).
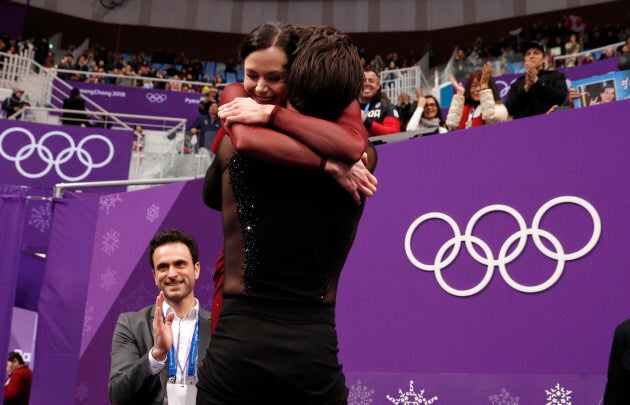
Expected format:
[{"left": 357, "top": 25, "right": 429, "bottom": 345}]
[
  {"left": 335, "top": 100, "right": 630, "bottom": 402},
  {"left": 64, "top": 81, "right": 205, "bottom": 128},
  {"left": 0, "top": 120, "right": 133, "bottom": 188}
]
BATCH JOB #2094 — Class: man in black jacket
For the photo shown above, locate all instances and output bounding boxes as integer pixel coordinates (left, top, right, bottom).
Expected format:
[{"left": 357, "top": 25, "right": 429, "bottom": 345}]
[
  {"left": 61, "top": 88, "right": 90, "bottom": 126},
  {"left": 505, "top": 41, "right": 567, "bottom": 119}
]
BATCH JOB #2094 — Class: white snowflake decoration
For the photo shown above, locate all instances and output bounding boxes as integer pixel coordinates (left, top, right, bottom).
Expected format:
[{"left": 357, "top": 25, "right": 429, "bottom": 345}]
[
  {"left": 75, "top": 381, "right": 89, "bottom": 402},
  {"left": 348, "top": 380, "right": 375, "bottom": 405},
  {"left": 99, "top": 194, "right": 123, "bottom": 214},
  {"left": 100, "top": 267, "right": 117, "bottom": 291},
  {"left": 489, "top": 388, "right": 520, "bottom": 405},
  {"left": 101, "top": 228, "right": 120, "bottom": 255},
  {"left": 28, "top": 202, "right": 51, "bottom": 232},
  {"left": 386, "top": 380, "right": 438, "bottom": 404},
  {"left": 546, "top": 383, "right": 572, "bottom": 405},
  {"left": 146, "top": 203, "right": 160, "bottom": 223},
  {"left": 83, "top": 304, "right": 94, "bottom": 336}
]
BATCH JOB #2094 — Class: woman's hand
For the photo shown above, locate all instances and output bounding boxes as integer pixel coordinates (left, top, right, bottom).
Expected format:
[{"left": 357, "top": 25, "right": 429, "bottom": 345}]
[
  {"left": 450, "top": 75, "right": 465, "bottom": 96},
  {"left": 480, "top": 62, "right": 493, "bottom": 89},
  {"left": 325, "top": 153, "right": 378, "bottom": 205},
  {"left": 218, "top": 97, "right": 275, "bottom": 126}
]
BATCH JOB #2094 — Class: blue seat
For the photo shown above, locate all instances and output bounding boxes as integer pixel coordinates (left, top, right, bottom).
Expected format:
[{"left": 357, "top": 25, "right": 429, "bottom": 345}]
[
  {"left": 204, "top": 61, "right": 216, "bottom": 79},
  {"left": 225, "top": 72, "right": 237, "bottom": 83}
]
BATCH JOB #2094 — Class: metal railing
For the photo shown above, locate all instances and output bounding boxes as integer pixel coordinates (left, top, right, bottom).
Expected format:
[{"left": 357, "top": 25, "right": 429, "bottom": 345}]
[
  {"left": 380, "top": 65, "right": 430, "bottom": 104},
  {"left": 54, "top": 177, "right": 196, "bottom": 198},
  {"left": 552, "top": 41, "right": 623, "bottom": 68}
]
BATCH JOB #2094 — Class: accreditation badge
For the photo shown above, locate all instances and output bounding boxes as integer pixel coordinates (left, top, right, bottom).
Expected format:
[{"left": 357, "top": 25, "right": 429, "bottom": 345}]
[{"left": 166, "top": 381, "right": 197, "bottom": 405}]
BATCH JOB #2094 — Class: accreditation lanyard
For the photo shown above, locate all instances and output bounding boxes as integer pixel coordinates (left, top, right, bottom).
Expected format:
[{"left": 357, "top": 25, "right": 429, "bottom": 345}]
[{"left": 167, "top": 311, "right": 199, "bottom": 384}]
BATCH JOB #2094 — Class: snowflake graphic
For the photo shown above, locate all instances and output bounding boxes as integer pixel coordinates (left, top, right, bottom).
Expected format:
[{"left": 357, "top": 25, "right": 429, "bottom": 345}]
[
  {"left": 349, "top": 380, "right": 375, "bottom": 405},
  {"left": 75, "top": 381, "right": 89, "bottom": 402},
  {"left": 99, "top": 193, "right": 123, "bottom": 214},
  {"left": 146, "top": 203, "right": 160, "bottom": 223},
  {"left": 386, "top": 380, "right": 438, "bottom": 404},
  {"left": 28, "top": 202, "right": 52, "bottom": 232},
  {"left": 546, "top": 383, "right": 572, "bottom": 405},
  {"left": 83, "top": 304, "right": 94, "bottom": 336},
  {"left": 489, "top": 388, "right": 520, "bottom": 405},
  {"left": 101, "top": 228, "right": 120, "bottom": 255},
  {"left": 100, "top": 267, "right": 117, "bottom": 291}
]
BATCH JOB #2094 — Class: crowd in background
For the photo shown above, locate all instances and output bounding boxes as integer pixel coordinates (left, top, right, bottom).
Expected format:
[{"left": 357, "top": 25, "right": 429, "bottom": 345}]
[
  {"left": 1, "top": 15, "right": 629, "bottom": 135},
  {"left": 1, "top": 15, "right": 628, "bottom": 90}
]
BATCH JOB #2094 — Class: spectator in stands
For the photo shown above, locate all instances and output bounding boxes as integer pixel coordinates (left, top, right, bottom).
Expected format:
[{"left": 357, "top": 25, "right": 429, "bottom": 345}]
[
  {"left": 57, "top": 53, "right": 74, "bottom": 81},
  {"left": 599, "top": 47, "right": 616, "bottom": 60},
  {"left": 213, "top": 74, "right": 225, "bottom": 87},
  {"left": 370, "top": 54, "right": 385, "bottom": 73},
  {"left": 61, "top": 88, "right": 90, "bottom": 126},
  {"left": 188, "top": 100, "right": 221, "bottom": 152},
  {"left": 4, "top": 351, "right": 33, "bottom": 405},
  {"left": 617, "top": 35, "right": 630, "bottom": 70},
  {"left": 446, "top": 62, "right": 508, "bottom": 130},
  {"left": 452, "top": 49, "right": 469, "bottom": 81},
  {"left": 115, "top": 64, "right": 136, "bottom": 87},
  {"left": 505, "top": 41, "right": 567, "bottom": 119},
  {"left": 396, "top": 92, "right": 413, "bottom": 130},
  {"left": 564, "top": 33, "right": 581, "bottom": 67},
  {"left": 2, "top": 88, "right": 28, "bottom": 118},
  {"left": 33, "top": 36, "right": 50, "bottom": 67},
  {"left": 617, "top": 35, "right": 630, "bottom": 55},
  {"left": 359, "top": 69, "right": 401, "bottom": 135},
  {"left": 406, "top": 91, "right": 448, "bottom": 134}
]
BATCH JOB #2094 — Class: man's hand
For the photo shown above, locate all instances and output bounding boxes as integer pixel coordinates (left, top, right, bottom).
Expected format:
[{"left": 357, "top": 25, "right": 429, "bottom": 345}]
[
  {"left": 218, "top": 97, "right": 275, "bottom": 126},
  {"left": 325, "top": 153, "right": 378, "bottom": 205},
  {"left": 151, "top": 292, "right": 173, "bottom": 362},
  {"left": 524, "top": 62, "right": 538, "bottom": 91}
]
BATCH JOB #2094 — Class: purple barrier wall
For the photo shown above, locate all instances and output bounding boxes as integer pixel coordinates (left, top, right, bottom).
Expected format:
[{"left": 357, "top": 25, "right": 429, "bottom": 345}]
[
  {"left": 28, "top": 100, "right": 630, "bottom": 403},
  {"left": 336, "top": 100, "right": 630, "bottom": 403},
  {"left": 0, "top": 188, "right": 26, "bottom": 373},
  {"left": 65, "top": 81, "right": 205, "bottom": 128},
  {"left": 0, "top": 121, "right": 133, "bottom": 188}
]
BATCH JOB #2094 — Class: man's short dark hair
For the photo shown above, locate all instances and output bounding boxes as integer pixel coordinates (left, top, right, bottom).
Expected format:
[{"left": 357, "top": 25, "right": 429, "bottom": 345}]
[
  {"left": 149, "top": 229, "right": 199, "bottom": 269},
  {"left": 287, "top": 25, "right": 363, "bottom": 121},
  {"left": 8, "top": 351, "right": 25, "bottom": 364}
]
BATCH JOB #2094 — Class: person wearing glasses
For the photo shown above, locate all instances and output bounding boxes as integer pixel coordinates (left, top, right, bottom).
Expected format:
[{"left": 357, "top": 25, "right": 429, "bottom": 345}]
[
  {"left": 446, "top": 62, "right": 508, "bottom": 130},
  {"left": 405, "top": 90, "right": 448, "bottom": 134}
]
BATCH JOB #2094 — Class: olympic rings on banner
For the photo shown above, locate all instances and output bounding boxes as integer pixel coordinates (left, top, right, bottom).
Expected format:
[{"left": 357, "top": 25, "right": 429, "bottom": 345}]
[
  {"left": 404, "top": 196, "right": 601, "bottom": 296},
  {"left": 0, "top": 127, "right": 115, "bottom": 182},
  {"left": 146, "top": 93, "right": 168, "bottom": 103}
]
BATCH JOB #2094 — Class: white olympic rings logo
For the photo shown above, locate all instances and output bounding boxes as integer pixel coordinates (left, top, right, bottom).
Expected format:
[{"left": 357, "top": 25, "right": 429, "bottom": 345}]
[
  {"left": 404, "top": 196, "right": 601, "bottom": 297},
  {"left": 0, "top": 127, "right": 115, "bottom": 182},
  {"left": 146, "top": 93, "right": 167, "bottom": 103}
]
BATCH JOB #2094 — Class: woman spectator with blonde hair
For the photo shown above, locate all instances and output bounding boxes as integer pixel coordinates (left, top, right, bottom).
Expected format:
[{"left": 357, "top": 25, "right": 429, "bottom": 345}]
[{"left": 446, "top": 62, "right": 508, "bottom": 130}]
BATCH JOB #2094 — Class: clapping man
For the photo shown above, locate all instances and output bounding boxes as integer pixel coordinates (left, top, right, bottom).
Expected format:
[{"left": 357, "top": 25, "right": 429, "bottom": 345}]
[
  {"left": 109, "top": 229, "right": 210, "bottom": 405},
  {"left": 505, "top": 41, "right": 567, "bottom": 119}
]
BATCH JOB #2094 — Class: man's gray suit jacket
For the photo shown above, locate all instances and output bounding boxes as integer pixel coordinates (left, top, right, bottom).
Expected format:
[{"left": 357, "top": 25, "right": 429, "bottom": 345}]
[{"left": 108, "top": 304, "right": 211, "bottom": 405}]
